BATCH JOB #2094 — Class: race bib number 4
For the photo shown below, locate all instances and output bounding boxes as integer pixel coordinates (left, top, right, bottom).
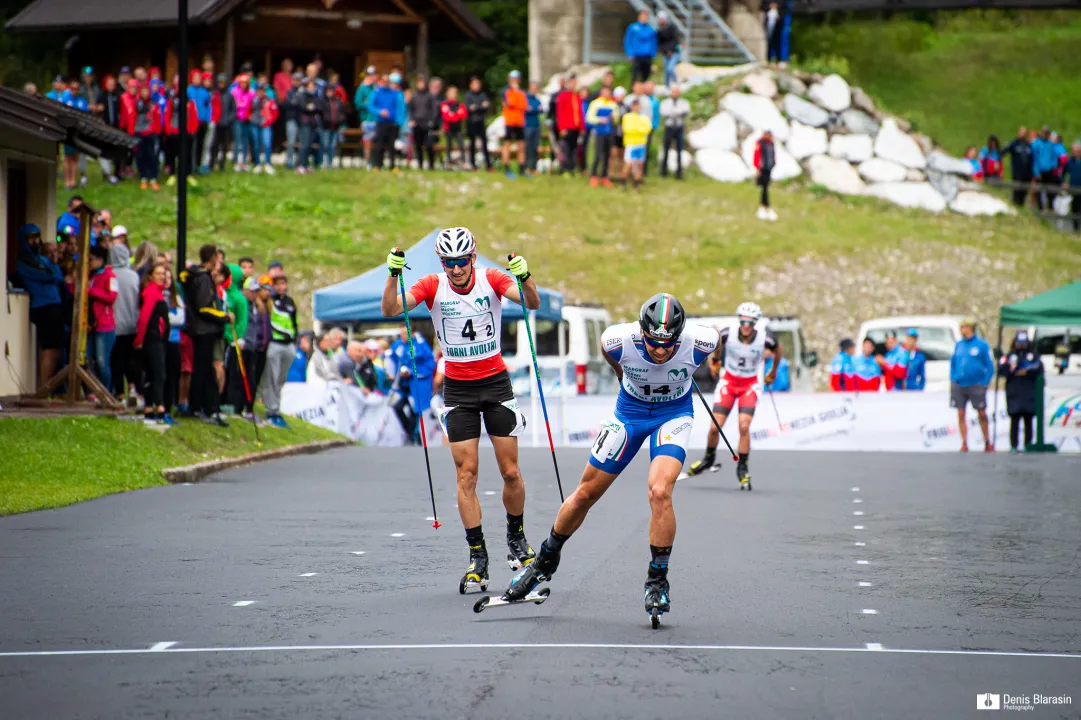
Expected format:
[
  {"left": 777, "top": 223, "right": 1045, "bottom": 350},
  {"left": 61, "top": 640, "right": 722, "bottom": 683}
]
[
  {"left": 591, "top": 417, "right": 628, "bottom": 463},
  {"left": 441, "top": 312, "right": 497, "bottom": 357}
]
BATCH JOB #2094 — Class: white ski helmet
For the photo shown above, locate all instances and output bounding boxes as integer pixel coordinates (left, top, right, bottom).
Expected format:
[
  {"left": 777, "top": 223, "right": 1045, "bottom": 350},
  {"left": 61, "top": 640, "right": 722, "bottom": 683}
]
[
  {"left": 736, "top": 301, "right": 762, "bottom": 322},
  {"left": 435, "top": 227, "right": 476, "bottom": 259}
]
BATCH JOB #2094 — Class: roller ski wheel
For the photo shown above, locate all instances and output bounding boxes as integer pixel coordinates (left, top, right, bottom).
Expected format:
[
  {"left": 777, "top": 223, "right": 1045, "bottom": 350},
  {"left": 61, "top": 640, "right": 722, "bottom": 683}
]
[
  {"left": 737, "top": 462, "right": 752, "bottom": 491},
  {"left": 644, "top": 576, "right": 671, "bottom": 629},
  {"left": 473, "top": 587, "right": 550, "bottom": 614},
  {"left": 458, "top": 552, "right": 489, "bottom": 595},
  {"left": 506, "top": 534, "right": 536, "bottom": 571},
  {"left": 651, "top": 608, "right": 661, "bottom": 629}
]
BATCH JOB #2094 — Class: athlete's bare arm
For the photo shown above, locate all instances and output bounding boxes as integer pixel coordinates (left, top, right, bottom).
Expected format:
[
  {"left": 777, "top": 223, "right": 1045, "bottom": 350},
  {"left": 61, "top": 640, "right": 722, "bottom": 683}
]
[
  {"left": 381, "top": 274, "right": 417, "bottom": 317},
  {"left": 764, "top": 335, "right": 782, "bottom": 383},
  {"left": 501, "top": 275, "right": 541, "bottom": 310},
  {"left": 709, "top": 328, "right": 728, "bottom": 379},
  {"left": 602, "top": 344, "right": 624, "bottom": 382}
]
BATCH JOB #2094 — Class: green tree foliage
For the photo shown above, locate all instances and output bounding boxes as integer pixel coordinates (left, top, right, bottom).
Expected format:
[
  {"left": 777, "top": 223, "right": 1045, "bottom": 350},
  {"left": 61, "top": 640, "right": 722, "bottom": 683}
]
[
  {"left": 0, "top": 0, "right": 66, "bottom": 89},
  {"left": 428, "top": 0, "right": 527, "bottom": 95}
]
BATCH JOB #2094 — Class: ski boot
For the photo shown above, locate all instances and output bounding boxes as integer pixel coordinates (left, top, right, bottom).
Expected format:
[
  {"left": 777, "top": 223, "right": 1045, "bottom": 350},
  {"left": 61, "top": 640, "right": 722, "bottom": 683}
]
[
  {"left": 685, "top": 449, "right": 717, "bottom": 477},
  {"left": 644, "top": 570, "right": 671, "bottom": 629},
  {"left": 502, "top": 544, "right": 560, "bottom": 602},
  {"left": 458, "top": 549, "right": 489, "bottom": 595},
  {"left": 737, "top": 460, "right": 752, "bottom": 491},
  {"left": 506, "top": 533, "right": 536, "bottom": 571}
]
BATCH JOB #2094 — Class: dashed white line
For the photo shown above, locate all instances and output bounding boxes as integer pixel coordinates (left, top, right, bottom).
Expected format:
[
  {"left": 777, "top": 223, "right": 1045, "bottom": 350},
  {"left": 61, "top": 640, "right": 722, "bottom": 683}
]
[
  {"left": 350, "top": 551, "right": 366, "bottom": 556},
  {"left": 854, "top": 542, "right": 866, "bottom": 547},
  {"left": 149, "top": 642, "right": 178, "bottom": 652},
  {"left": 856, "top": 560, "right": 870, "bottom": 565},
  {"left": 390, "top": 533, "right": 405, "bottom": 538},
  {"left": 861, "top": 609, "right": 879, "bottom": 615},
  {"left": 851, "top": 487, "right": 860, "bottom": 492},
  {"left": 232, "top": 601, "right": 256, "bottom": 607},
  {"left": 865, "top": 643, "right": 884, "bottom": 651},
  {"left": 858, "top": 582, "right": 873, "bottom": 587},
  {"left": 853, "top": 511, "right": 864, "bottom": 516},
  {"left": 298, "top": 573, "right": 317, "bottom": 577},
  {"left": 853, "top": 525, "right": 865, "bottom": 530},
  {"left": 853, "top": 499, "right": 863, "bottom": 504},
  {"left": 483, "top": 491, "right": 496, "bottom": 496}
]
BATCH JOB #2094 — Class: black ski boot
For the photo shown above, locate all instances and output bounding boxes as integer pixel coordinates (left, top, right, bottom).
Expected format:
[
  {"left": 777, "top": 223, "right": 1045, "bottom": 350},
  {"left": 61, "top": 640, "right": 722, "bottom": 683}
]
[
  {"left": 506, "top": 532, "right": 536, "bottom": 571},
  {"left": 458, "top": 548, "right": 489, "bottom": 594},
  {"left": 737, "top": 460, "right": 752, "bottom": 491},
  {"left": 644, "top": 567, "right": 671, "bottom": 629},
  {"left": 502, "top": 543, "right": 560, "bottom": 602},
  {"left": 686, "top": 449, "right": 717, "bottom": 477}
]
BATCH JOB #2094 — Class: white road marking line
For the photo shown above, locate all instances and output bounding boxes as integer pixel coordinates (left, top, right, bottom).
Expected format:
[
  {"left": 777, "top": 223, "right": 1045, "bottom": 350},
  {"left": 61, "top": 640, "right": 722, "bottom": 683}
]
[
  {"left": 149, "top": 642, "right": 178, "bottom": 652},
  {"left": 232, "top": 601, "right": 256, "bottom": 607},
  {"left": 2, "top": 643, "right": 1077, "bottom": 660},
  {"left": 851, "top": 487, "right": 860, "bottom": 492},
  {"left": 861, "top": 609, "right": 879, "bottom": 615},
  {"left": 853, "top": 525, "right": 864, "bottom": 530},
  {"left": 853, "top": 499, "right": 863, "bottom": 504},
  {"left": 426, "top": 517, "right": 435, "bottom": 521},
  {"left": 858, "top": 582, "right": 873, "bottom": 587},
  {"left": 483, "top": 491, "right": 496, "bottom": 496},
  {"left": 857, "top": 560, "right": 869, "bottom": 565},
  {"left": 854, "top": 542, "right": 866, "bottom": 547},
  {"left": 853, "top": 511, "right": 864, "bottom": 516},
  {"left": 350, "top": 551, "right": 366, "bottom": 556},
  {"left": 298, "top": 573, "right": 317, "bottom": 577},
  {"left": 866, "top": 643, "right": 884, "bottom": 651},
  {"left": 390, "top": 533, "right": 405, "bottom": 538}
]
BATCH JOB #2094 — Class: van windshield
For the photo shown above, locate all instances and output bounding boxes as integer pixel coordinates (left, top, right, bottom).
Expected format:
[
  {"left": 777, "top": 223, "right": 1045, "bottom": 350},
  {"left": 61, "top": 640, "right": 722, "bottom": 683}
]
[
  {"left": 532, "top": 320, "right": 569, "bottom": 356},
  {"left": 501, "top": 322, "right": 518, "bottom": 356},
  {"left": 865, "top": 327, "right": 954, "bottom": 361}
]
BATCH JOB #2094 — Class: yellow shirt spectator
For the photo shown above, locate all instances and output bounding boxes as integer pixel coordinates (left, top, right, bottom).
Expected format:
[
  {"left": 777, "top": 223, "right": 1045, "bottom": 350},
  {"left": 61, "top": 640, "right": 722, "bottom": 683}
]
[{"left": 621, "top": 111, "right": 652, "bottom": 148}]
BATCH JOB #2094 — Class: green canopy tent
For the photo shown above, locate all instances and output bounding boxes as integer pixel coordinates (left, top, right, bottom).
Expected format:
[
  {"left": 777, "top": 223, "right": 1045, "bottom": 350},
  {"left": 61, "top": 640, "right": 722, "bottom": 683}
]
[{"left": 997, "top": 280, "right": 1081, "bottom": 452}]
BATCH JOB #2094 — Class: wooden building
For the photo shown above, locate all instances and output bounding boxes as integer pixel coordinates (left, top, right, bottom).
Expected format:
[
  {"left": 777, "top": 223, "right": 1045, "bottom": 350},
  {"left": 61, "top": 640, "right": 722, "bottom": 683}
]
[{"left": 6, "top": 0, "right": 492, "bottom": 93}]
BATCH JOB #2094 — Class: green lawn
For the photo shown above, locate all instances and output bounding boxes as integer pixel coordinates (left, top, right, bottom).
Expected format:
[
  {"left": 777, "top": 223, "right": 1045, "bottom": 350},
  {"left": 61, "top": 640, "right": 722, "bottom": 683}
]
[
  {"left": 0, "top": 415, "right": 345, "bottom": 516},
  {"left": 793, "top": 11, "right": 1081, "bottom": 154}
]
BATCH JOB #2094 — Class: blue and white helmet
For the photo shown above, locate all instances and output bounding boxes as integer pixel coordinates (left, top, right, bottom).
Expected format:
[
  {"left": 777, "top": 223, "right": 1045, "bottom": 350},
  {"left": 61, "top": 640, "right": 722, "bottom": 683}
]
[
  {"left": 435, "top": 227, "right": 476, "bottom": 259},
  {"left": 736, "top": 301, "right": 762, "bottom": 322}
]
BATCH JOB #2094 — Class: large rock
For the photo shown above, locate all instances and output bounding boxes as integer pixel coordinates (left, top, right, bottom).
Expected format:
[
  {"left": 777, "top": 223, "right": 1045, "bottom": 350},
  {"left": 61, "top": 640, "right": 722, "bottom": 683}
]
[
  {"left": 873, "top": 118, "right": 926, "bottom": 169},
  {"left": 657, "top": 148, "right": 695, "bottom": 174},
  {"left": 841, "top": 108, "right": 879, "bottom": 136},
  {"left": 743, "top": 72, "right": 777, "bottom": 98},
  {"left": 807, "top": 154, "right": 866, "bottom": 196},
  {"left": 926, "top": 151, "right": 974, "bottom": 176},
  {"left": 741, "top": 133, "right": 802, "bottom": 180},
  {"left": 807, "top": 74, "right": 851, "bottom": 113},
  {"left": 949, "top": 191, "right": 1014, "bottom": 216},
  {"left": 913, "top": 133, "right": 934, "bottom": 155},
  {"left": 720, "top": 92, "right": 790, "bottom": 140},
  {"left": 786, "top": 121, "right": 828, "bottom": 160},
  {"left": 866, "top": 182, "right": 947, "bottom": 213},
  {"left": 926, "top": 169, "right": 959, "bottom": 204},
  {"left": 851, "top": 87, "right": 876, "bottom": 116},
  {"left": 828, "top": 133, "right": 874, "bottom": 163},
  {"left": 857, "top": 158, "right": 907, "bottom": 183},
  {"left": 696, "top": 148, "right": 754, "bottom": 183},
  {"left": 486, "top": 116, "right": 504, "bottom": 151},
  {"left": 783, "top": 94, "right": 830, "bottom": 128},
  {"left": 688, "top": 112, "right": 738, "bottom": 151},
  {"left": 905, "top": 169, "right": 926, "bottom": 182},
  {"left": 776, "top": 74, "right": 808, "bottom": 96}
]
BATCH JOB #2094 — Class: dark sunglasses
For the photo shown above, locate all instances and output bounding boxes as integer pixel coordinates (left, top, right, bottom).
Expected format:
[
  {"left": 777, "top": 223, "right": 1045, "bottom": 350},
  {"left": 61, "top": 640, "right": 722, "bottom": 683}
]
[
  {"left": 441, "top": 257, "right": 471, "bottom": 269},
  {"left": 643, "top": 334, "right": 677, "bottom": 349},
  {"left": 739, "top": 319, "right": 755, "bottom": 327}
]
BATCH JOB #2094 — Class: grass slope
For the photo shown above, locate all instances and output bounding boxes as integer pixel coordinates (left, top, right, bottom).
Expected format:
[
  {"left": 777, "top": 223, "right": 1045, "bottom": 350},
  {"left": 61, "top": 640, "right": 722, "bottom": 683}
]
[
  {"left": 0, "top": 415, "right": 344, "bottom": 515},
  {"left": 794, "top": 11, "right": 1081, "bottom": 154}
]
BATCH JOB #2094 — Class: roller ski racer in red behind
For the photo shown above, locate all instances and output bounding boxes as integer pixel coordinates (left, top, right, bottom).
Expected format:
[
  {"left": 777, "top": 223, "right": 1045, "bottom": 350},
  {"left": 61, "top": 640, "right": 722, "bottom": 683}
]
[
  {"left": 382, "top": 227, "right": 541, "bottom": 595},
  {"left": 481, "top": 294, "right": 719, "bottom": 628},
  {"left": 684, "top": 302, "right": 780, "bottom": 491}
]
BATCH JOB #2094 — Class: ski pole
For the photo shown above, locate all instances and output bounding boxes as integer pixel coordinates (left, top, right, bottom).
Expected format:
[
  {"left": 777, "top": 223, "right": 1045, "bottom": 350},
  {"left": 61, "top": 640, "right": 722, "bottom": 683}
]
[
  {"left": 398, "top": 268, "right": 441, "bottom": 529},
  {"left": 691, "top": 378, "right": 739, "bottom": 462},
  {"left": 509, "top": 252, "right": 564, "bottom": 503},
  {"left": 768, "top": 387, "right": 783, "bottom": 433},
  {"left": 228, "top": 318, "right": 262, "bottom": 448}
]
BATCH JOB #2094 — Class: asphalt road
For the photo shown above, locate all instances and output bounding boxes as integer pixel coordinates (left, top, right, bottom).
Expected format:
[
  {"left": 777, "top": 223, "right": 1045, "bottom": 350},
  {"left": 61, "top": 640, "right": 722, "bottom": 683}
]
[{"left": 1, "top": 447, "right": 1080, "bottom": 720}]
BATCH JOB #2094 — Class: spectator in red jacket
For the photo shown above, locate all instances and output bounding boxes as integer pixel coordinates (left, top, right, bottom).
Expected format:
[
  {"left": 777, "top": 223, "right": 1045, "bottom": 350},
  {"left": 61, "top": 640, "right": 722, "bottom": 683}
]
[
  {"left": 272, "top": 58, "right": 294, "bottom": 104},
  {"left": 164, "top": 77, "right": 199, "bottom": 185},
  {"left": 120, "top": 79, "right": 138, "bottom": 133},
  {"left": 87, "top": 243, "right": 117, "bottom": 392},
  {"left": 753, "top": 130, "right": 777, "bottom": 221},
  {"left": 250, "top": 84, "right": 280, "bottom": 174},
  {"left": 555, "top": 74, "right": 584, "bottom": 175},
  {"left": 135, "top": 263, "right": 171, "bottom": 424},
  {"left": 441, "top": 86, "right": 468, "bottom": 168},
  {"left": 130, "top": 84, "right": 162, "bottom": 190}
]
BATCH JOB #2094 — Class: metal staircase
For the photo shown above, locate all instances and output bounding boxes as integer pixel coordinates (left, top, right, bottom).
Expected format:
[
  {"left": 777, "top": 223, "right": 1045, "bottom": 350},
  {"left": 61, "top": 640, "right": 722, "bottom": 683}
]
[{"left": 584, "top": 0, "right": 755, "bottom": 67}]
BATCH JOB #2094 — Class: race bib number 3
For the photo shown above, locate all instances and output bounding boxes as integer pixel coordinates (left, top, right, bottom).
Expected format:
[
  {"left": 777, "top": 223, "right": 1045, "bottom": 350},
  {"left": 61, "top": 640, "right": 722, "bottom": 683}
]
[{"left": 442, "top": 312, "right": 496, "bottom": 347}]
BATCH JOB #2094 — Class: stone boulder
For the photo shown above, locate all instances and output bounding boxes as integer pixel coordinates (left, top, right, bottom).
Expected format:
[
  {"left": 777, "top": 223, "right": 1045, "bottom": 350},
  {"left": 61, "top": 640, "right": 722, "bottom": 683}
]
[
  {"left": 949, "top": 191, "right": 1014, "bottom": 216},
  {"left": 688, "top": 112, "right": 738, "bottom": 151},
  {"left": 926, "top": 169, "right": 959, "bottom": 204},
  {"left": 807, "top": 155, "right": 867, "bottom": 196},
  {"left": 741, "top": 132, "right": 802, "bottom": 180},
  {"left": 905, "top": 169, "right": 926, "bottom": 182},
  {"left": 720, "top": 92, "right": 790, "bottom": 140},
  {"left": 743, "top": 72, "right": 777, "bottom": 98},
  {"left": 926, "top": 151, "right": 974, "bottom": 176},
  {"left": 828, "top": 133, "right": 874, "bottom": 163},
  {"left": 486, "top": 116, "right": 505, "bottom": 151},
  {"left": 873, "top": 118, "right": 926, "bottom": 169},
  {"left": 913, "top": 133, "right": 934, "bottom": 155},
  {"left": 841, "top": 109, "right": 879, "bottom": 136},
  {"left": 786, "top": 121, "right": 828, "bottom": 160},
  {"left": 657, "top": 148, "right": 695, "bottom": 174},
  {"left": 776, "top": 74, "right": 808, "bottom": 96},
  {"left": 783, "top": 94, "right": 830, "bottom": 128},
  {"left": 866, "top": 182, "right": 947, "bottom": 213},
  {"left": 696, "top": 148, "right": 754, "bottom": 183},
  {"left": 857, "top": 158, "right": 907, "bottom": 184},
  {"left": 808, "top": 74, "right": 851, "bottom": 113},
  {"left": 850, "top": 87, "right": 876, "bottom": 116}
]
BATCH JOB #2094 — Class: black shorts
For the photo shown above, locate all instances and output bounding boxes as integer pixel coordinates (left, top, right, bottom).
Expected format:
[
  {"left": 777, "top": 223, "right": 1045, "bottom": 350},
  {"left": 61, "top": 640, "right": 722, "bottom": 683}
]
[
  {"left": 30, "top": 303, "right": 68, "bottom": 350},
  {"left": 442, "top": 370, "right": 521, "bottom": 443},
  {"left": 504, "top": 126, "right": 525, "bottom": 142}
]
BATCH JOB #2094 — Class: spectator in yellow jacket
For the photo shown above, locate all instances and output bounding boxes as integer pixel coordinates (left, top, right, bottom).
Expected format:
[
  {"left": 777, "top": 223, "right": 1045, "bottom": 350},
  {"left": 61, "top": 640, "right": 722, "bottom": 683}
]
[{"left": 620, "top": 97, "right": 652, "bottom": 189}]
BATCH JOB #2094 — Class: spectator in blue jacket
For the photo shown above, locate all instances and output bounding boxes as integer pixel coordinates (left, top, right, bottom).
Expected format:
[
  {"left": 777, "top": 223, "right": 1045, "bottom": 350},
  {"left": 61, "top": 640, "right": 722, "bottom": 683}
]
[
  {"left": 949, "top": 318, "right": 996, "bottom": 452},
  {"left": 1032, "top": 126, "right": 1061, "bottom": 211},
  {"left": 829, "top": 338, "right": 856, "bottom": 392},
  {"left": 188, "top": 70, "right": 212, "bottom": 176},
  {"left": 624, "top": 10, "right": 658, "bottom": 84},
  {"left": 287, "top": 331, "right": 313, "bottom": 383},
  {"left": 763, "top": 353, "right": 790, "bottom": 392},
  {"left": 1063, "top": 142, "right": 1081, "bottom": 231},
  {"left": 368, "top": 74, "right": 404, "bottom": 170},
  {"left": 59, "top": 79, "right": 90, "bottom": 189},
  {"left": 900, "top": 329, "right": 926, "bottom": 391},
  {"left": 524, "top": 81, "right": 544, "bottom": 175},
  {"left": 15, "top": 224, "right": 68, "bottom": 390}
]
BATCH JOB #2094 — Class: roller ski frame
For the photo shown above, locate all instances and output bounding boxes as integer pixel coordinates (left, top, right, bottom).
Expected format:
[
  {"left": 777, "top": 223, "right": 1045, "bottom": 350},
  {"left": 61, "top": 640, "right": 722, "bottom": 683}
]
[
  {"left": 473, "top": 587, "right": 551, "bottom": 613},
  {"left": 677, "top": 463, "right": 721, "bottom": 482},
  {"left": 458, "top": 552, "right": 489, "bottom": 595},
  {"left": 506, "top": 534, "right": 536, "bottom": 572},
  {"left": 737, "top": 462, "right": 752, "bottom": 491},
  {"left": 645, "top": 578, "right": 671, "bottom": 629}
]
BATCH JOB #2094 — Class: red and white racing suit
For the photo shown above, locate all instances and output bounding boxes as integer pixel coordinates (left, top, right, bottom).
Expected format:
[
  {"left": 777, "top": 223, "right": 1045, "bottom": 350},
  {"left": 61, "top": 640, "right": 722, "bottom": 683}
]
[{"left": 712, "top": 323, "right": 777, "bottom": 416}]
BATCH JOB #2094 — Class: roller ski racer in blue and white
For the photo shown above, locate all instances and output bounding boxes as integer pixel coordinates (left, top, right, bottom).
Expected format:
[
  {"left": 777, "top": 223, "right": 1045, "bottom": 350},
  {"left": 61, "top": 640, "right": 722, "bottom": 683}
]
[{"left": 502, "top": 293, "right": 718, "bottom": 627}]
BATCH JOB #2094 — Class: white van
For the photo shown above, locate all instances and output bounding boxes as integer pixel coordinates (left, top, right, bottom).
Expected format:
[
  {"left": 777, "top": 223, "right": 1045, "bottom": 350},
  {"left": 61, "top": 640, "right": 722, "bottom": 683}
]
[
  {"left": 857, "top": 315, "right": 963, "bottom": 392},
  {"left": 503, "top": 305, "right": 617, "bottom": 396},
  {"left": 688, "top": 315, "right": 818, "bottom": 392}
]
